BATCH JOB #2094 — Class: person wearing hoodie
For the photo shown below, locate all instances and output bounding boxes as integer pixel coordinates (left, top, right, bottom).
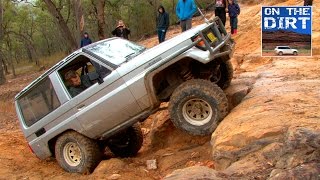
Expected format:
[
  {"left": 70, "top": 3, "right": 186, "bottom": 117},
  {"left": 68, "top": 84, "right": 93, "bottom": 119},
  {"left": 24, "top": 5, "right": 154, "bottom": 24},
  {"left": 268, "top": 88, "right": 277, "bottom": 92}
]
[
  {"left": 176, "top": 0, "right": 197, "bottom": 32},
  {"left": 228, "top": 0, "right": 240, "bottom": 35},
  {"left": 80, "top": 32, "right": 92, "bottom": 47},
  {"left": 157, "top": 5, "right": 170, "bottom": 43}
]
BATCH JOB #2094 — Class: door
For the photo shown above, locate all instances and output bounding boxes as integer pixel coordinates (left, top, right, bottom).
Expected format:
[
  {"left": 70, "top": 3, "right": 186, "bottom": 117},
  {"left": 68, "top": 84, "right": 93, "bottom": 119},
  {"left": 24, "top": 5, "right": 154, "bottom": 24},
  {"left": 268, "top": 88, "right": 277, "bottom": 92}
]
[{"left": 58, "top": 53, "right": 142, "bottom": 139}]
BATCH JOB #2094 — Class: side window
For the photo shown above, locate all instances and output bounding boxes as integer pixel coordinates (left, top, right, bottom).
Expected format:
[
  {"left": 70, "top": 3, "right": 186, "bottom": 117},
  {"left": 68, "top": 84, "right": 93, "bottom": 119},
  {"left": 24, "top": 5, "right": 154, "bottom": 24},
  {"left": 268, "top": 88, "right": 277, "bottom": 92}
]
[
  {"left": 18, "top": 78, "right": 61, "bottom": 127},
  {"left": 59, "top": 55, "right": 112, "bottom": 98}
]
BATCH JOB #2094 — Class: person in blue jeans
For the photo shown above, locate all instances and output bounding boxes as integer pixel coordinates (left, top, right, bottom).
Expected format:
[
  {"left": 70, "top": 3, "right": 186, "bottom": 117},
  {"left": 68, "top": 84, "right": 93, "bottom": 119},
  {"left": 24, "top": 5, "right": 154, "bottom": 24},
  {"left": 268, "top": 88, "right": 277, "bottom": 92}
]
[
  {"left": 176, "top": 0, "right": 197, "bottom": 32},
  {"left": 156, "top": 5, "right": 170, "bottom": 43},
  {"left": 228, "top": 0, "right": 240, "bottom": 35}
]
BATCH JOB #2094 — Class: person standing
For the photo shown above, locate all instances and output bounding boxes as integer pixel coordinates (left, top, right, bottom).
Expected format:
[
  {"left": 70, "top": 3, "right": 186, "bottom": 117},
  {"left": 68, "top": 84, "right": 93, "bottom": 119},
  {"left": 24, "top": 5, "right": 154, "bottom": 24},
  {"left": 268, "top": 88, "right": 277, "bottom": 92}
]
[
  {"left": 176, "top": 0, "right": 197, "bottom": 32},
  {"left": 80, "top": 32, "right": 92, "bottom": 47},
  {"left": 157, "top": 5, "right": 170, "bottom": 43},
  {"left": 111, "top": 20, "right": 131, "bottom": 40},
  {"left": 213, "top": 0, "right": 228, "bottom": 26},
  {"left": 228, "top": 0, "right": 240, "bottom": 35}
]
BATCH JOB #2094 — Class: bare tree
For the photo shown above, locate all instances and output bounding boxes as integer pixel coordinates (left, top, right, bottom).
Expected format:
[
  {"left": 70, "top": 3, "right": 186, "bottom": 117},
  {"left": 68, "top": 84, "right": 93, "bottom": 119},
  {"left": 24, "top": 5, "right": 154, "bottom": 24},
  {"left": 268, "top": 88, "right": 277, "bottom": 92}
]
[
  {"left": 73, "top": 0, "right": 84, "bottom": 43},
  {"left": 44, "top": 0, "right": 78, "bottom": 51},
  {"left": 0, "top": 0, "right": 6, "bottom": 85},
  {"left": 92, "top": 0, "right": 106, "bottom": 40}
]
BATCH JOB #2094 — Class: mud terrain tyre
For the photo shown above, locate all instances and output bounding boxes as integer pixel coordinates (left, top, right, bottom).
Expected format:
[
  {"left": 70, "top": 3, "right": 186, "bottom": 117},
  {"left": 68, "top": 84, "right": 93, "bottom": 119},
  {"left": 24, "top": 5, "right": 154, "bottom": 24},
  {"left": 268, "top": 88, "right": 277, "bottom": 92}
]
[
  {"left": 169, "top": 79, "right": 228, "bottom": 135},
  {"left": 215, "top": 60, "right": 233, "bottom": 89},
  {"left": 55, "top": 131, "right": 102, "bottom": 174},
  {"left": 108, "top": 124, "right": 143, "bottom": 157}
]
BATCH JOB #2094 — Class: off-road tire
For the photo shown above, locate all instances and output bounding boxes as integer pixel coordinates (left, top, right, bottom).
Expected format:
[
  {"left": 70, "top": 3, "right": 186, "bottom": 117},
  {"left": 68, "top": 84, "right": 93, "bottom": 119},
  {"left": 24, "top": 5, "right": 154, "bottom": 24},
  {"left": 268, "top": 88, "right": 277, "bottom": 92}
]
[
  {"left": 278, "top": 51, "right": 283, "bottom": 56},
  {"left": 108, "top": 124, "right": 143, "bottom": 157},
  {"left": 169, "top": 79, "right": 228, "bottom": 135},
  {"left": 215, "top": 60, "right": 233, "bottom": 89},
  {"left": 55, "top": 131, "right": 102, "bottom": 174}
]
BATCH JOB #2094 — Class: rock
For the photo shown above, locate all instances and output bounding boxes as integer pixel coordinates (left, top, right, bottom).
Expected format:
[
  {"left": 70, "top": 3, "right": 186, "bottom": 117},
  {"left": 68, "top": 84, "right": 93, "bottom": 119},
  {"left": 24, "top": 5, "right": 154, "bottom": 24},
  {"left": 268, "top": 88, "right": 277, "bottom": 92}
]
[
  {"left": 107, "top": 174, "right": 121, "bottom": 180},
  {"left": 225, "top": 84, "right": 251, "bottom": 109},
  {"left": 164, "top": 166, "right": 223, "bottom": 180},
  {"left": 268, "top": 163, "right": 320, "bottom": 180},
  {"left": 146, "top": 159, "right": 157, "bottom": 170},
  {"left": 210, "top": 58, "right": 320, "bottom": 178},
  {"left": 93, "top": 158, "right": 126, "bottom": 175}
]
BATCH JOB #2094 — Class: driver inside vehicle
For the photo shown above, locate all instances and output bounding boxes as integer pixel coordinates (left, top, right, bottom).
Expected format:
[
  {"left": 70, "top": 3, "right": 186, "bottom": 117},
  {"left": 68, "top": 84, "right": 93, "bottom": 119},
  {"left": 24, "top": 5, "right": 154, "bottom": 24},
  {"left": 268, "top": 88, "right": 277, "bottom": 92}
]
[{"left": 64, "top": 70, "right": 93, "bottom": 97}]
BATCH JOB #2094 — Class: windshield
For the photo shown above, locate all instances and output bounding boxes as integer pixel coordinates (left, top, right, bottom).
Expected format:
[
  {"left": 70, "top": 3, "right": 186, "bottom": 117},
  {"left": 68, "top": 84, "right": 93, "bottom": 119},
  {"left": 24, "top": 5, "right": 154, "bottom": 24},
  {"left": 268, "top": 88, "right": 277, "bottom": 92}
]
[{"left": 85, "top": 38, "right": 146, "bottom": 66}]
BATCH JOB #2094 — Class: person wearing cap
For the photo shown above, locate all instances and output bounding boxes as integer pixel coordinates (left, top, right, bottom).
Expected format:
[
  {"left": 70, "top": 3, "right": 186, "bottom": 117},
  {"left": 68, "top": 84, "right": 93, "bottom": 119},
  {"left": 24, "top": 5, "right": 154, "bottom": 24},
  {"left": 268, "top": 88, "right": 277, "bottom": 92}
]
[{"left": 80, "top": 32, "right": 92, "bottom": 47}]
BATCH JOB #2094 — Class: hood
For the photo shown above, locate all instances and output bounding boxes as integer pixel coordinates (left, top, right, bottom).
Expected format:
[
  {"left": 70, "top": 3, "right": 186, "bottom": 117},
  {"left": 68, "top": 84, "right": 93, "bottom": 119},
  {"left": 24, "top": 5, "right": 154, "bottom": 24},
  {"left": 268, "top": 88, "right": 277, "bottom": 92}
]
[{"left": 158, "top": 5, "right": 165, "bottom": 13}]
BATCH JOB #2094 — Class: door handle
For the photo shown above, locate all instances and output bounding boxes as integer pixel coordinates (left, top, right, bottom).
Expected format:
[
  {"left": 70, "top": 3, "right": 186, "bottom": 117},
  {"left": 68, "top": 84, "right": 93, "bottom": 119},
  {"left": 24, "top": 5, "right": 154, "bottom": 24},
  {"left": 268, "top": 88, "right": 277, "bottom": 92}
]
[{"left": 77, "top": 104, "right": 86, "bottom": 111}]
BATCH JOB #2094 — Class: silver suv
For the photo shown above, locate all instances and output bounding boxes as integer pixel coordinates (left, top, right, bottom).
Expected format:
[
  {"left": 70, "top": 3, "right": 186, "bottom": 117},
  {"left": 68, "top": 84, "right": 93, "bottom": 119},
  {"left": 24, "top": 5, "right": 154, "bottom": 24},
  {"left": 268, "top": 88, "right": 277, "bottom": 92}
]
[
  {"left": 274, "top": 46, "right": 298, "bottom": 56},
  {"left": 15, "top": 17, "right": 235, "bottom": 174}
]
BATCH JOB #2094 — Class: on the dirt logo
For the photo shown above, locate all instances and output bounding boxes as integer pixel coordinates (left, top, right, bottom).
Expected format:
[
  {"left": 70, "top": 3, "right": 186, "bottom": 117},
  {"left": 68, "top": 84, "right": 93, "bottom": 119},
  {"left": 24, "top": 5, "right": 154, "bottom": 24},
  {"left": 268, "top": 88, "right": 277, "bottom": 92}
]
[{"left": 261, "top": 6, "right": 312, "bottom": 57}]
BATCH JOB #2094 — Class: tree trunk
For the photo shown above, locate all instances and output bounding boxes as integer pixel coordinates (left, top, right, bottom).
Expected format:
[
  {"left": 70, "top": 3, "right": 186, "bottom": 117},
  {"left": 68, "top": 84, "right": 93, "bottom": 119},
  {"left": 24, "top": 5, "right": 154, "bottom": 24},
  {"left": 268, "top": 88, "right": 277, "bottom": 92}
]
[
  {"left": 0, "top": 0, "right": 6, "bottom": 85},
  {"left": 6, "top": 39, "right": 16, "bottom": 77},
  {"left": 92, "top": 0, "right": 106, "bottom": 40},
  {"left": 73, "top": 0, "right": 84, "bottom": 44},
  {"left": 44, "top": 0, "right": 78, "bottom": 51}
]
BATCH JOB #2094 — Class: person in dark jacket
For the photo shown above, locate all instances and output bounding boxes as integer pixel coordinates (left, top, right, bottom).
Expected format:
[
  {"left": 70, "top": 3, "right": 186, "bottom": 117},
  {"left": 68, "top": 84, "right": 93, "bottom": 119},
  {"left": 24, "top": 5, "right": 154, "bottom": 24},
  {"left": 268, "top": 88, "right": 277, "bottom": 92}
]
[
  {"left": 304, "top": 0, "right": 312, "bottom": 6},
  {"left": 228, "top": 0, "right": 240, "bottom": 35},
  {"left": 111, "top": 20, "right": 130, "bottom": 40},
  {"left": 80, "top": 32, "right": 92, "bottom": 47},
  {"left": 176, "top": 0, "right": 197, "bottom": 32},
  {"left": 64, "top": 70, "right": 93, "bottom": 97},
  {"left": 157, "top": 5, "right": 170, "bottom": 43},
  {"left": 213, "top": 0, "right": 228, "bottom": 26}
]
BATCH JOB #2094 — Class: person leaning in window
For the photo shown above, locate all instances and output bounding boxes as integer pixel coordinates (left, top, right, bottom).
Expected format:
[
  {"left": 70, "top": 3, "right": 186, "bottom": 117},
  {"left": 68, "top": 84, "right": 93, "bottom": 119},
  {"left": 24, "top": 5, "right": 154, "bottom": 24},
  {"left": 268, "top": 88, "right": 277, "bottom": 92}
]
[
  {"left": 176, "top": 0, "right": 197, "bottom": 32},
  {"left": 64, "top": 70, "right": 92, "bottom": 97},
  {"left": 156, "top": 5, "right": 170, "bottom": 43},
  {"left": 111, "top": 20, "right": 131, "bottom": 40}
]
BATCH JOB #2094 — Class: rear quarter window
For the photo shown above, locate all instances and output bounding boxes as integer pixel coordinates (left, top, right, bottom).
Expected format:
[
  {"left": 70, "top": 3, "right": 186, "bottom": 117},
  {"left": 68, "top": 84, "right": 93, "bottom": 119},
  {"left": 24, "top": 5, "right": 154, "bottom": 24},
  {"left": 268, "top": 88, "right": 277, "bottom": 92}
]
[{"left": 17, "top": 77, "right": 61, "bottom": 127}]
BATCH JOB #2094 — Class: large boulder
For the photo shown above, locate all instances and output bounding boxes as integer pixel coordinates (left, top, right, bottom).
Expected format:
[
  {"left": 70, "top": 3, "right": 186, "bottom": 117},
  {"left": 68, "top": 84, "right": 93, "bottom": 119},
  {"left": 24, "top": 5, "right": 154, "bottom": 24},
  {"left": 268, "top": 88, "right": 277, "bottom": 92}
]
[{"left": 210, "top": 57, "right": 320, "bottom": 178}]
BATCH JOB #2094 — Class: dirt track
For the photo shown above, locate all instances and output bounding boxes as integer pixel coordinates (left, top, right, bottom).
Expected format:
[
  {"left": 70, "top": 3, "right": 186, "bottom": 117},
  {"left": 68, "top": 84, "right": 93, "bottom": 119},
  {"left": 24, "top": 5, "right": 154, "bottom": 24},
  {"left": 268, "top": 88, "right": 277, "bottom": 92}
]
[{"left": 0, "top": 0, "right": 319, "bottom": 179}]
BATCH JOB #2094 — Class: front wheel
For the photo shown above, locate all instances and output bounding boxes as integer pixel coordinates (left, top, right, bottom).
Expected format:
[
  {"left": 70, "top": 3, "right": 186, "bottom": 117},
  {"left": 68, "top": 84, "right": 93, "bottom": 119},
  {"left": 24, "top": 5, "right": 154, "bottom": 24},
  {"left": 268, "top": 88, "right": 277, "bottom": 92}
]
[
  {"left": 108, "top": 123, "right": 143, "bottom": 157},
  {"left": 293, "top": 51, "right": 298, "bottom": 56},
  {"left": 212, "top": 60, "right": 233, "bottom": 89},
  {"left": 55, "top": 131, "right": 102, "bottom": 174},
  {"left": 169, "top": 79, "right": 228, "bottom": 135}
]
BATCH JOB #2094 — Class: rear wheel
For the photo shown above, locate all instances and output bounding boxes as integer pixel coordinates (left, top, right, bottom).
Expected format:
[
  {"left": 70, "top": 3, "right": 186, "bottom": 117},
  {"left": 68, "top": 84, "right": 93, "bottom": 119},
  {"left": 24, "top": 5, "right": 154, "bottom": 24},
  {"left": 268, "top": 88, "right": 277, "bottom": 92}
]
[
  {"left": 55, "top": 131, "right": 102, "bottom": 174},
  {"left": 108, "top": 124, "right": 143, "bottom": 157},
  {"left": 169, "top": 79, "right": 228, "bottom": 135}
]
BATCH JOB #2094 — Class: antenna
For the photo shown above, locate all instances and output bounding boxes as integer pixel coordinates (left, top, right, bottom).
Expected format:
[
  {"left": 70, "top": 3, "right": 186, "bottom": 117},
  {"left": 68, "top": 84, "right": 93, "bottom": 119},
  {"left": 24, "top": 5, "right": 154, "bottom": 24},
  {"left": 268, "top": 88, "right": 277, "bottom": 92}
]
[{"left": 194, "top": 0, "right": 210, "bottom": 24}]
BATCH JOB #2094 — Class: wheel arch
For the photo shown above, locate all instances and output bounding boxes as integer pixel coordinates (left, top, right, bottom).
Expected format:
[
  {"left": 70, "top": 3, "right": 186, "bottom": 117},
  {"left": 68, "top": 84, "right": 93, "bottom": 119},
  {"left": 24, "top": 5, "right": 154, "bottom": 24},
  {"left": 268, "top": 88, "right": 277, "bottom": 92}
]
[
  {"left": 48, "top": 129, "right": 83, "bottom": 157},
  {"left": 145, "top": 56, "right": 229, "bottom": 103}
]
